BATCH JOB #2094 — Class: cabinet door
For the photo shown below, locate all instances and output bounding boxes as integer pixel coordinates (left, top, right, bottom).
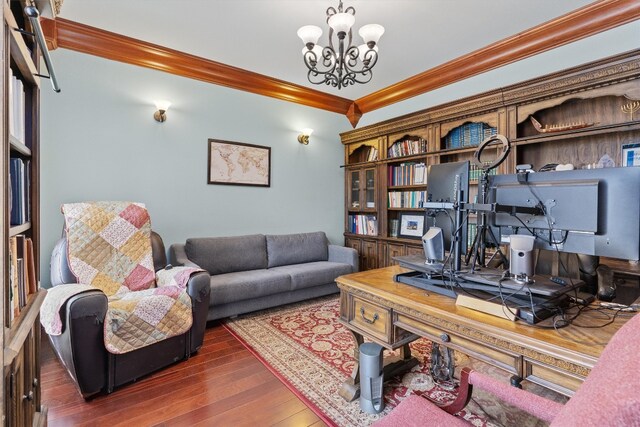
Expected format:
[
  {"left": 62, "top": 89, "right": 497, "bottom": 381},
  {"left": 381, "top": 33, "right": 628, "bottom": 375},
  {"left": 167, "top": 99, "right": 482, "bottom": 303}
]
[
  {"left": 386, "top": 243, "right": 405, "bottom": 266},
  {"left": 364, "top": 168, "right": 376, "bottom": 210},
  {"left": 348, "top": 170, "right": 361, "bottom": 210},
  {"left": 406, "top": 244, "right": 424, "bottom": 257},
  {"left": 362, "top": 240, "right": 378, "bottom": 271}
]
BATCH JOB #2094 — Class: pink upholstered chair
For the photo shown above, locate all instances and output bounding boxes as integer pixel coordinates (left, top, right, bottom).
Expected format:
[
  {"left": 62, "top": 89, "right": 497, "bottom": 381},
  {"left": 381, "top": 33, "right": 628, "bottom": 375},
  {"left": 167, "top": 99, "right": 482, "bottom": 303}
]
[{"left": 374, "top": 313, "right": 640, "bottom": 427}]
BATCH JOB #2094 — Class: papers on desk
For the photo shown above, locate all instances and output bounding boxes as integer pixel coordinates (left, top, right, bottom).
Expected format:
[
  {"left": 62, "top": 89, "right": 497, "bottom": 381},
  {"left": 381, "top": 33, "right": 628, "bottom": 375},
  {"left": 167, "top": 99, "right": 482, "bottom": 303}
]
[{"left": 455, "top": 294, "right": 518, "bottom": 321}]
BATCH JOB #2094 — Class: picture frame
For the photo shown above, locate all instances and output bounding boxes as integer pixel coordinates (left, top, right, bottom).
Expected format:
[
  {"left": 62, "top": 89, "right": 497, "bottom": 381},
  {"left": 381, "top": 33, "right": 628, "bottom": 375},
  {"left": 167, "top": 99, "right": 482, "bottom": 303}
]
[
  {"left": 399, "top": 213, "right": 425, "bottom": 239},
  {"left": 208, "top": 139, "right": 271, "bottom": 187}
]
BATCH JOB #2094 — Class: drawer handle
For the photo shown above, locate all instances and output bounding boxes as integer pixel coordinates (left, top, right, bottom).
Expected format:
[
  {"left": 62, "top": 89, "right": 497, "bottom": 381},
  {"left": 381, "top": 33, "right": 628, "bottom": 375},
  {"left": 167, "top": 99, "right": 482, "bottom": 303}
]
[
  {"left": 23, "top": 391, "right": 33, "bottom": 402},
  {"left": 360, "top": 307, "right": 379, "bottom": 324}
]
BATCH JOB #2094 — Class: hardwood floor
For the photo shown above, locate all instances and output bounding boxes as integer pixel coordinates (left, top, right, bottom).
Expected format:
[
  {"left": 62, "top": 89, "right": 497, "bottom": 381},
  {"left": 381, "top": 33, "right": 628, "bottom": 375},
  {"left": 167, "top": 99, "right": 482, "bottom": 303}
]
[{"left": 41, "top": 323, "right": 328, "bottom": 427}]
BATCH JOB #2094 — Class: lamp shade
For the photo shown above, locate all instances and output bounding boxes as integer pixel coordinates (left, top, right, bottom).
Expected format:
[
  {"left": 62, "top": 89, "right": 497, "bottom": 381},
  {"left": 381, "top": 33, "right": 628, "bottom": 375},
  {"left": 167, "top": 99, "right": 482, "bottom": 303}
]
[
  {"left": 297, "top": 25, "right": 322, "bottom": 46},
  {"left": 301, "top": 128, "right": 314, "bottom": 136},
  {"left": 328, "top": 12, "right": 355, "bottom": 34},
  {"left": 358, "top": 24, "right": 384, "bottom": 44},
  {"left": 154, "top": 100, "right": 171, "bottom": 111},
  {"left": 357, "top": 44, "right": 378, "bottom": 62}
]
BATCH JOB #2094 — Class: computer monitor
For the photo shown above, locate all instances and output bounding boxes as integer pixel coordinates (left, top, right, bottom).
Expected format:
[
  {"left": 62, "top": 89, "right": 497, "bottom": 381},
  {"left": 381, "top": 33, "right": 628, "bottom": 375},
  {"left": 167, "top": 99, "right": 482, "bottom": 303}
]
[
  {"left": 488, "top": 167, "right": 640, "bottom": 260},
  {"left": 424, "top": 161, "right": 470, "bottom": 260}
]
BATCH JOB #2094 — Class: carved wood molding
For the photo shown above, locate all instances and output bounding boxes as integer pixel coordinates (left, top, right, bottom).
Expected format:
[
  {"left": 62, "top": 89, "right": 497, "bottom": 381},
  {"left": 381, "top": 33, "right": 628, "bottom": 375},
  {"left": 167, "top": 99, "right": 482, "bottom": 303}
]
[
  {"left": 354, "top": 0, "right": 640, "bottom": 114},
  {"left": 40, "top": 17, "right": 355, "bottom": 117},
  {"left": 339, "top": 283, "right": 591, "bottom": 377},
  {"left": 341, "top": 49, "right": 640, "bottom": 144}
]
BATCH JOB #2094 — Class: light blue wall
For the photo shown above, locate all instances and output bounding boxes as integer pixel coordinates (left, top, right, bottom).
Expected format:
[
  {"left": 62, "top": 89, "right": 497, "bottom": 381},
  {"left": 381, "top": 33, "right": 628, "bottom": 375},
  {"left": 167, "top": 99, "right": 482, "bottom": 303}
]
[{"left": 40, "top": 50, "right": 350, "bottom": 287}]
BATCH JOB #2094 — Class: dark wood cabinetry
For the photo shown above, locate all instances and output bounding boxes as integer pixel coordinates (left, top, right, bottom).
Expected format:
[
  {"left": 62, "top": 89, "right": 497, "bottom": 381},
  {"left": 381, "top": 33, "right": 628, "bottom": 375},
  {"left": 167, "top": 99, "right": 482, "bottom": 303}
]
[
  {"left": 341, "top": 49, "right": 640, "bottom": 270},
  {"left": 2, "top": 2, "right": 51, "bottom": 425}
]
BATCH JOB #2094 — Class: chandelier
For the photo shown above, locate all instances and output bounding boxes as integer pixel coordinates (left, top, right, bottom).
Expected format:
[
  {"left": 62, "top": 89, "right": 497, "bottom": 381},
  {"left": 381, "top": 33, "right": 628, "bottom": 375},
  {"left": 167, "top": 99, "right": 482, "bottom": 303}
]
[{"left": 297, "top": 1, "right": 384, "bottom": 90}]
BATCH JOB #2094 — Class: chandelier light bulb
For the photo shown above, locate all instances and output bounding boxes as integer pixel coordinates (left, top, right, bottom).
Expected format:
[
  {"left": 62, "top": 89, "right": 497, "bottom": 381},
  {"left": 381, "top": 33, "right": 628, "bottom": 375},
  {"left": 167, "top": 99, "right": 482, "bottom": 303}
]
[
  {"left": 358, "top": 44, "right": 378, "bottom": 63},
  {"left": 328, "top": 12, "right": 355, "bottom": 35},
  {"left": 359, "top": 24, "right": 384, "bottom": 46},
  {"left": 297, "top": 25, "right": 323, "bottom": 47}
]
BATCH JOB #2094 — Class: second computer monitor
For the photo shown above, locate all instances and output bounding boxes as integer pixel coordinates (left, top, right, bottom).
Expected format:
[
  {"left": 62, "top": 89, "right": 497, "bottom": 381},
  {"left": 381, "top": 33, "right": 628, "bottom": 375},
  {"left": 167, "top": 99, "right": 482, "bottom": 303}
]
[{"left": 425, "top": 161, "right": 470, "bottom": 257}]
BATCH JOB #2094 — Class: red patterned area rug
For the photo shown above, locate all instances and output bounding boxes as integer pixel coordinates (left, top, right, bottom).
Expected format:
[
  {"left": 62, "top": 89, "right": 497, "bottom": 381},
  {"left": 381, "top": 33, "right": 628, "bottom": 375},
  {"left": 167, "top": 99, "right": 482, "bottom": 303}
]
[{"left": 224, "top": 295, "right": 566, "bottom": 427}]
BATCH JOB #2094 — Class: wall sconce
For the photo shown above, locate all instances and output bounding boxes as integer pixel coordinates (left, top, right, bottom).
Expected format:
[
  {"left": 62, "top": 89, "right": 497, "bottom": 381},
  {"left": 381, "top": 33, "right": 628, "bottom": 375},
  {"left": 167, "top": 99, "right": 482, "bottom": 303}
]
[
  {"left": 298, "top": 128, "right": 313, "bottom": 145},
  {"left": 153, "top": 100, "right": 171, "bottom": 122}
]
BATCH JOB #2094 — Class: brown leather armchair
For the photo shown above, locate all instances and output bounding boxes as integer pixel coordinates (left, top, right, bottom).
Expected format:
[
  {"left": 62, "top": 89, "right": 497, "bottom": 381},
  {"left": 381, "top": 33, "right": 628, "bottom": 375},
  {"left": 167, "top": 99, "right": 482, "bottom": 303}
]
[{"left": 47, "top": 231, "right": 210, "bottom": 398}]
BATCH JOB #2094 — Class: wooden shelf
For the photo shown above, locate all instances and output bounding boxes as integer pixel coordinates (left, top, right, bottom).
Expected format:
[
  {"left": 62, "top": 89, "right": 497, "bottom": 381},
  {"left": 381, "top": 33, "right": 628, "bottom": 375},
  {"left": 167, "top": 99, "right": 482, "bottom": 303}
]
[
  {"left": 5, "top": 3, "right": 40, "bottom": 87},
  {"left": 10, "top": 222, "right": 31, "bottom": 236},
  {"left": 387, "top": 207, "right": 424, "bottom": 211},
  {"left": 383, "top": 153, "right": 430, "bottom": 163},
  {"left": 513, "top": 121, "right": 640, "bottom": 146},
  {"left": 388, "top": 184, "right": 426, "bottom": 190},
  {"left": 4, "top": 291, "right": 45, "bottom": 366},
  {"left": 9, "top": 135, "right": 31, "bottom": 156}
]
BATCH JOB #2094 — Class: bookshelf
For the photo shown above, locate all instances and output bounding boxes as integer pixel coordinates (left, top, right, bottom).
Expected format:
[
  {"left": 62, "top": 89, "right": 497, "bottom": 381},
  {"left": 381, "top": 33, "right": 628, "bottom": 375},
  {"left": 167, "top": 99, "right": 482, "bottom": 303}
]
[
  {"left": 2, "top": 2, "right": 50, "bottom": 425},
  {"left": 340, "top": 49, "right": 640, "bottom": 271}
]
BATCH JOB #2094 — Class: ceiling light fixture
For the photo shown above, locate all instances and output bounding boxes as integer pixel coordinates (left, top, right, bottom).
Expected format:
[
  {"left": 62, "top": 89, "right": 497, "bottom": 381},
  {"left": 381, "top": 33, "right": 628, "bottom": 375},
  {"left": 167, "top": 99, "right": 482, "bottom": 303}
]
[{"left": 297, "top": 1, "right": 384, "bottom": 90}]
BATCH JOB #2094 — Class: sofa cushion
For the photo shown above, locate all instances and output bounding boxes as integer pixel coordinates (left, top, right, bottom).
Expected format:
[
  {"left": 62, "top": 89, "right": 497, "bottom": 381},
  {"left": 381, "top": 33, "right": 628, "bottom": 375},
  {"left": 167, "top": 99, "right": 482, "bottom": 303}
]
[
  {"left": 266, "top": 232, "right": 328, "bottom": 268},
  {"left": 209, "top": 269, "right": 291, "bottom": 305},
  {"left": 270, "top": 261, "right": 352, "bottom": 291},
  {"left": 185, "top": 234, "right": 267, "bottom": 275}
]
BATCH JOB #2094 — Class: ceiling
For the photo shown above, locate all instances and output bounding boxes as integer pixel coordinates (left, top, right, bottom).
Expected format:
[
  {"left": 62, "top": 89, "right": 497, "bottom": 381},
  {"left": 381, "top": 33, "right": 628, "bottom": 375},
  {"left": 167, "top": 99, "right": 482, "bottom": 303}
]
[{"left": 56, "top": 0, "right": 596, "bottom": 100}]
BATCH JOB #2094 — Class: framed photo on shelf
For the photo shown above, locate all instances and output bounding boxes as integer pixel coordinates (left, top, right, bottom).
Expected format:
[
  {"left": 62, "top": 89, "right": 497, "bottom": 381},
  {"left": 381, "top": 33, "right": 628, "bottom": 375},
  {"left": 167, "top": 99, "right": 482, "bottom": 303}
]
[
  {"left": 208, "top": 139, "right": 271, "bottom": 187},
  {"left": 399, "top": 213, "right": 425, "bottom": 239}
]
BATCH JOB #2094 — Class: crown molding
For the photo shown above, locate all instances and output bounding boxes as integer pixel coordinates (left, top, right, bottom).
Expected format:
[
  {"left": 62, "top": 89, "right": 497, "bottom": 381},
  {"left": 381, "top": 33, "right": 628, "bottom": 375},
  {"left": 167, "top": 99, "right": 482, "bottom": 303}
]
[
  {"left": 354, "top": 0, "right": 640, "bottom": 114},
  {"left": 40, "top": 17, "right": 355, "bottom": 118},
  {"left": 41, "top": 0, "right": 640, "bottom": 129}
]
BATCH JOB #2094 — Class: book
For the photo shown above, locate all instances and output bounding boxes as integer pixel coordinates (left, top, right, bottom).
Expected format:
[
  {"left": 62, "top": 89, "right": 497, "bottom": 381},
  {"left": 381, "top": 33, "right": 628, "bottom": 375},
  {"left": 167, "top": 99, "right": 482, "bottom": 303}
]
[{"left": 25, "top": 238, "right": 37, "bottom": 295}]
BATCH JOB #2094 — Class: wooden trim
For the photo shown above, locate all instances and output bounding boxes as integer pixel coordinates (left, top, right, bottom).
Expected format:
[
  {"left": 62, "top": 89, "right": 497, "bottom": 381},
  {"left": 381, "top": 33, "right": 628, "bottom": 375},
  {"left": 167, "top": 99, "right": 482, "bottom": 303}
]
[
  {"left": 40, "top": 17, "right": 354, "bottom": 116},
  {"left": 354, "top": 0, "right": 640, "bottom": 114}
]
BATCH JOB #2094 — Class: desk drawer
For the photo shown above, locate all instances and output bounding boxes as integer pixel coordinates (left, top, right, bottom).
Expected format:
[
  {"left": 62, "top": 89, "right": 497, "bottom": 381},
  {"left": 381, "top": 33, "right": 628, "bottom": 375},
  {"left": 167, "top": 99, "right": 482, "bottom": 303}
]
[
  {"left": 524, "top": 358, "right": 584, "bottom": 396},
  {"left": 350, "top": 297, "right": 391, "bottom": 343},
  {"left": 395, "top": 313, "right": 520, "bottom": 375}
]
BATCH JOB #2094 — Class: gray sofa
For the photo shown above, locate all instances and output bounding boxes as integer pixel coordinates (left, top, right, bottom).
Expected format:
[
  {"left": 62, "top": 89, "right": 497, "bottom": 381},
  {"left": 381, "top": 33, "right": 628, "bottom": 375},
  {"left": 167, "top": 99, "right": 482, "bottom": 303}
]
[{"left": 170, "top": 231, "right": 358, "bottom": 320}]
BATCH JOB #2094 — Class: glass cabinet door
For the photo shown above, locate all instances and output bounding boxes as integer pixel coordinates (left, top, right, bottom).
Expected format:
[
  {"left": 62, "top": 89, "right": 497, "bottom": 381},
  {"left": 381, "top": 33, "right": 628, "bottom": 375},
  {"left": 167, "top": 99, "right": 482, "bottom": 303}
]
[
  {"left": 349, "top": 170, "right": 360, "bottom": 209},
  {"left": 365, "top": 168, "right": 375, "bottom": 209}
]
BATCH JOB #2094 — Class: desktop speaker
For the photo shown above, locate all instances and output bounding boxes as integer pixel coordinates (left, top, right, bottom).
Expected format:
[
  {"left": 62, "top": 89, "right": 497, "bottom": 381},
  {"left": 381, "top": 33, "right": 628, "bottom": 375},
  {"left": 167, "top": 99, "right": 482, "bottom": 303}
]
[
  {"left": 422, "top": 227, "right": 444, "bottom": 264},
  {"left": 509, "top": 234, "right": 536, "bottom": 282}
]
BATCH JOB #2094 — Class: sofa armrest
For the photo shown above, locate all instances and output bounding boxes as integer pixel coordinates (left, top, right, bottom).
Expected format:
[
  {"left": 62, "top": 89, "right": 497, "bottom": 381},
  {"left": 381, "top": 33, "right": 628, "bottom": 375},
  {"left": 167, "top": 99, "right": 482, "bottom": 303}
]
[
  {"left": 185, "top": 271, "right": 211, "bottom": 353},
  {"left": 328, "top": 245, "right": 359, "bottom": 273},
  {"left": 47, "top": 290, "right": 109, "bottom": 398},
  {"left": 169, "top": 243, "right": 203, "bottom": 269},
  {"left": 50, "top": 238, "right": 77, "bottom": 286}
]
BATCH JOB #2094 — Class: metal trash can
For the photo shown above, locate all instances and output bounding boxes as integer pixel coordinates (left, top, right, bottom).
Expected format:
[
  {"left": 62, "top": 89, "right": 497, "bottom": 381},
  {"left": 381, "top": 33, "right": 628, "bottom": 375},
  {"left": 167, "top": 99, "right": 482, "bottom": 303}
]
[{"left": 359, "top": 342, "right": 385, "bottom": 414}]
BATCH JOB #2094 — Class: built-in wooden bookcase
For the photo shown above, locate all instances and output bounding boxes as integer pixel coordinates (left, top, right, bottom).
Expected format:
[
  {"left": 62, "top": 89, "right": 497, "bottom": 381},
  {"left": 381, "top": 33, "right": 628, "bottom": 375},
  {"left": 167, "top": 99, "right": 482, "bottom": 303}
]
[
  {"left": 3, "top": 2, "right": 48, "bottom": 425},
  {"left": 341, "top": 49, "right": 640, "bottom": 271}
]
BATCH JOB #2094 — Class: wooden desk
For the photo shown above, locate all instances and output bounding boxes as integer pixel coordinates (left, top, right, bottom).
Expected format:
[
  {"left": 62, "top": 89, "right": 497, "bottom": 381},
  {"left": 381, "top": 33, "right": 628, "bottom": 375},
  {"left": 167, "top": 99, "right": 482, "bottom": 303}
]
[{"left": 336, "top": 266, "right": 630, "bottom": 401}]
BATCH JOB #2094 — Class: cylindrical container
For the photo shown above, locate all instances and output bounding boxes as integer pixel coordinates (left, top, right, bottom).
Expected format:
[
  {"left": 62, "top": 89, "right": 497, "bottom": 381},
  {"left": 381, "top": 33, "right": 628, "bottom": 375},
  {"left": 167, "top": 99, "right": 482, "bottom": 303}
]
[
  {"left": 359, "top": 342, "right": 385, "bottom": 414},
  {"left": 389, "top": 219, "right": 400, "bottom": 238}
]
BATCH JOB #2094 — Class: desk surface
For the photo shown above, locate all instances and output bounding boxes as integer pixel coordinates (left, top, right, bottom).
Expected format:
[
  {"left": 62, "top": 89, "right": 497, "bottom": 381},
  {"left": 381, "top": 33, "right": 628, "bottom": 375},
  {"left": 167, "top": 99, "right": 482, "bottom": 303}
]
[{"left": 336, "top": 266, "right": 634, "bottom": 395}]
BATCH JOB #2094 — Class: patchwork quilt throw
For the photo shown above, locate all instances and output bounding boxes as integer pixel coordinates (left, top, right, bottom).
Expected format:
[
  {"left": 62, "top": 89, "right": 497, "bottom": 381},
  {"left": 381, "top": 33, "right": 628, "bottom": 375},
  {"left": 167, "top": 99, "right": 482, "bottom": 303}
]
[{"left": 41, "top": 201, "right": 197, "bottom": 354}]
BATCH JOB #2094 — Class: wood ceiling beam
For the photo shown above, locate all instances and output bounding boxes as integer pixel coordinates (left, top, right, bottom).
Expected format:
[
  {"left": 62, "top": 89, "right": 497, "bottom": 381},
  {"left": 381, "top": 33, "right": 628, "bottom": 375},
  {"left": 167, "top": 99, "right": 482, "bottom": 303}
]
[
  {"left": 40, "top": 17, "right": 355, "bottom": 117},
  {"left": 354, "top": 0, "right": 640, "bottom": 114},
  {"left": 41, "top": 0, "right": 640, "bottom": 129}
]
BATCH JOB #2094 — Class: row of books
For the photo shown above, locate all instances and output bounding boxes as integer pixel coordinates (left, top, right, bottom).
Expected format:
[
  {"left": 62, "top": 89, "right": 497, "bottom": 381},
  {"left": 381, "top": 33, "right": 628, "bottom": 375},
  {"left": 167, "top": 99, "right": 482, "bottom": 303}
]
[
  {"left": 9, "top": 235, "right": 37, "bottom": 324},
  {"left": 388, "top": 137, "right": 427, "bottom": 158},
  {"left": 443, "top": 123, "right": 497, "bottom": 149},
  {"left": 348, "top": 214, "right": 378, "bottom": 236},
  {"left": 10, "top": 157, "right": 31, "bottom": 226},
  {"left": 9, "top": 69, "right": 26, "bottom": 144},
  {"left": 388, "top": 191, "right": 427, "bottom": 209},
  {"left": 388, "top": 162, "right": 427, "bottom": 186},
  {"left": 469, "top": 163, "right": 498, "bottom": 181},
  {"left": 365, "top": 147, "right": 379, "bottom": 162}
]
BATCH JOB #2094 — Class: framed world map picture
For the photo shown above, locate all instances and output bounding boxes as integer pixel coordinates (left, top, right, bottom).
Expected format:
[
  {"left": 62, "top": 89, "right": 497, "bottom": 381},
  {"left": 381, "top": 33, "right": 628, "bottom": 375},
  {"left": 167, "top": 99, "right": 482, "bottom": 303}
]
[{"left": 208, "top": 139, "right": 271, "bottom": 187}]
